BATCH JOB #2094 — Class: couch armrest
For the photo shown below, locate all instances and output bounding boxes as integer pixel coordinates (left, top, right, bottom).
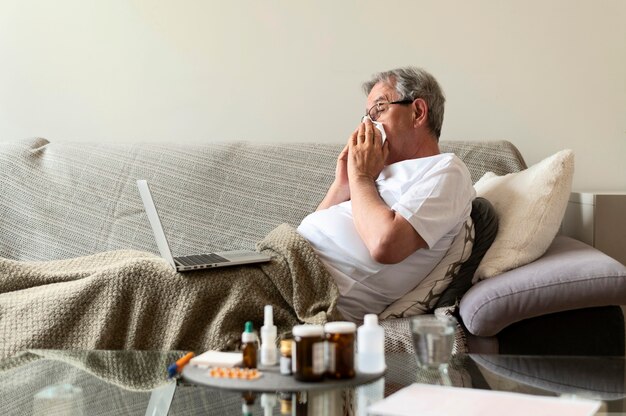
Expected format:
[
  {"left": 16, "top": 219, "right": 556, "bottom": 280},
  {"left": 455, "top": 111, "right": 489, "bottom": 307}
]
[{"left": 459, "top": 236, "right": 626, "bottom": 336}]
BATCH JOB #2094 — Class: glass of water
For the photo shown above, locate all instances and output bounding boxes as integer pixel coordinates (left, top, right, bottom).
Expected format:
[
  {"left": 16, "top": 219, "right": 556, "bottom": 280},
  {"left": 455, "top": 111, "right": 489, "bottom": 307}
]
[{"left": 410, "top": 315, "right": 457, "bottom": 370}]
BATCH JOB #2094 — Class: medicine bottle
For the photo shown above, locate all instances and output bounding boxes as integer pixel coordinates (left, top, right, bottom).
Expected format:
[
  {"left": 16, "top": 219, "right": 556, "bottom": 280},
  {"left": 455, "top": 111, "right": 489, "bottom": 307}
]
[
  {"left": 292, "top": 324, "right": 325, "bottom": 382},
  {"left": 357, "top": 314, "right": 385, "bottom": 374},
  {"left": 324, "top": 321, "right": 356, "bottom": 379},
  {"left": 260, "top": 305, "right": 278, "bottom": 367},
  {"left": 279, "top": 339, "right": 292, "bottom": 375},
  {"left": 241, "top": 321, "right": 258, "bottom": 369}
]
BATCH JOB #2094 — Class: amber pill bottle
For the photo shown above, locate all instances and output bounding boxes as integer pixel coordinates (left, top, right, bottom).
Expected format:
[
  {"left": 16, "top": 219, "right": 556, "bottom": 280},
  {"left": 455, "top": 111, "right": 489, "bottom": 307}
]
[
  {"left": 292, "top": 325, "right": 325, "bottom": 382},
  {"left": 324, "top": 321, "right": 356, "bottom": 379},
  {"left": 241, "top": 321, "right": 258, "bottom": 369}
]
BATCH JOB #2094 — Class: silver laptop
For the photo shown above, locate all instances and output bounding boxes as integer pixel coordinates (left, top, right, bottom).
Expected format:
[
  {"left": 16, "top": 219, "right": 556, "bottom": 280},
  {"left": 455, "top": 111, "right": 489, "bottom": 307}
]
[{"left": 136, "top": 180, "right": 271, "bottom": 272}]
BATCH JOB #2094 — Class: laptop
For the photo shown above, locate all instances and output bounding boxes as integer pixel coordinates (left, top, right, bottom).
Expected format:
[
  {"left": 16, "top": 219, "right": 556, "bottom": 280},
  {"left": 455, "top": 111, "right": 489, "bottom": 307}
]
[{"left": 136, "top": 180, "right": 271, "bottom": 272}]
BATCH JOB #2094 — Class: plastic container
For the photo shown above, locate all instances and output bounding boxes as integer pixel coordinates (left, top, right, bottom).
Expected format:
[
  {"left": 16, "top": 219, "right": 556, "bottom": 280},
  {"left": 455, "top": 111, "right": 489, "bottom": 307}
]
[
  {"left": 324, "top": 321, "right": 356, "bottom": 379},
  {"left": 292, "top": 324, "right": 325, "bottom": 381},
  {"left": 357, "top": 314, "right": 385, "bottom": 374},
  {"left": 260, "top": 305, "right": 278, "bottom": 366}
]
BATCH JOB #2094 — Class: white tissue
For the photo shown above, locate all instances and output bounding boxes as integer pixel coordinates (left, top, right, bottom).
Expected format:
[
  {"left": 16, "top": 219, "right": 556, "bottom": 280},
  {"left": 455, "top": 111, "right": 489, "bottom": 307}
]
[{"left": 362, "top": 116, "right": 387, "bottom": 144}]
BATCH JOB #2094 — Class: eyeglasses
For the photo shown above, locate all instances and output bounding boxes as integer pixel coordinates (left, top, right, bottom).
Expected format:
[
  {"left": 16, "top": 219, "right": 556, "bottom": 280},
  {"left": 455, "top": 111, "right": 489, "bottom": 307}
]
[{"left": 366, "top": 99, "right": 414, "bottom": 121}]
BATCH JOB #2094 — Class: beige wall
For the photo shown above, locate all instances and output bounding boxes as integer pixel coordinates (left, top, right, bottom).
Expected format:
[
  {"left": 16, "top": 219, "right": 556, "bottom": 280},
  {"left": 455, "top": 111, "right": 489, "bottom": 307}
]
[{"left": 1, "top": 0, "right": 625, "bottom": 191}]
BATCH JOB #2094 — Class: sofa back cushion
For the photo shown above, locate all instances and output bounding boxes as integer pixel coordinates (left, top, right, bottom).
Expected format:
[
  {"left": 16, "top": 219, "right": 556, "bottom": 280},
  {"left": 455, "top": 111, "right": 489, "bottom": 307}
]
[
  {"left": 0, "top": 138, "right": 526, "bottom": 261},
  {"left": 439, "top": 140, "right": 527, "bottom": 182},
  {"left": 0, "top": 138, "right": 340, "bottom": 260}
]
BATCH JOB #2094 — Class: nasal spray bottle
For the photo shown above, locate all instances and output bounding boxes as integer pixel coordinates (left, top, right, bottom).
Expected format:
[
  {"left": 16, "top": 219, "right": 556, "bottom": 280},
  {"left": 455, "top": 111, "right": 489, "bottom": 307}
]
[{"left": 260, "top": 305, "right": 278, "bottom": 366}]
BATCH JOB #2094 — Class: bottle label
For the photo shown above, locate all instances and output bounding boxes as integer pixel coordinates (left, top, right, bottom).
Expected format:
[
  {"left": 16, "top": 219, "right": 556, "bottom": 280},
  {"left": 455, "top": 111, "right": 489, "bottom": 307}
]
[
  {"left": 312, "top": 342, "right": 325, "bottom": 374},
  {"left": 280, "top": 356, "right": 292, "bottom": 375},
  {"left": 325, "top": 341, "right": 336, "bottom": 373}
]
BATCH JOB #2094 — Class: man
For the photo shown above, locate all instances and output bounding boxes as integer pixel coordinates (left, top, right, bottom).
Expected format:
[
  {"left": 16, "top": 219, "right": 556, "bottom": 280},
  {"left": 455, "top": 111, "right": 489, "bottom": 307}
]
[{"left": 298, "top": 67, "right": 475, "bottom": 323}]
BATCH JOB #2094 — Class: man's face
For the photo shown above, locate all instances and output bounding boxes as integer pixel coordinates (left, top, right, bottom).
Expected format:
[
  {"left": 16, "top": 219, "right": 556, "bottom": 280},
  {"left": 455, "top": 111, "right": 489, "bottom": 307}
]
[{"left": 365, "top": 82, "right": 416, "bottom": 164}]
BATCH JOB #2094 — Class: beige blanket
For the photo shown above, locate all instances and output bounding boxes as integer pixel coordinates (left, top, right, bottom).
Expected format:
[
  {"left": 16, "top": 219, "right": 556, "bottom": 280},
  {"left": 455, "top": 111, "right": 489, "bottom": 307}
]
[{"left": 0, "top": 224, "right": 341, "bottom": 359}]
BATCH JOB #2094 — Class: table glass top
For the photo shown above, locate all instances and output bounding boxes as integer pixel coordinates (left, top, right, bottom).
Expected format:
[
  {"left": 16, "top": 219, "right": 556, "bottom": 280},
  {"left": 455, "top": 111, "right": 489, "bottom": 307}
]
[{"left": 0, "top": 350, "right": 623, "bottom": 415}]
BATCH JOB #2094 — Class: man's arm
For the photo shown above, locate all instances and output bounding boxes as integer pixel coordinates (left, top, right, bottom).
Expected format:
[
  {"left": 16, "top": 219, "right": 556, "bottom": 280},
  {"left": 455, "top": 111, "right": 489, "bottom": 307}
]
[
  {"left": 317, "top": 145, "right": 350, "bottom": 210},
  {"left": 348, "top": 120, "right": 427, "bottom": 264},
  {"left": 349, "top": 177, "right": 427, "bottom": 264}
]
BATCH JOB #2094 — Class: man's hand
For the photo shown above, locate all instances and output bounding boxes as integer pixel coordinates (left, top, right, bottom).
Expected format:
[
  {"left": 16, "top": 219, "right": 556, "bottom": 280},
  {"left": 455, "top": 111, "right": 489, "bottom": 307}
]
[
  {"left": 348, "top": 118, "right": 389, "bottom": 181},
  {"left": 347, "top": 118, "right": 427, "bottom": 263},
  {"left": 317, "top": 119, "right": 388, "bottom": 211},
  {"left": 335, "top": 143, "right": 350, "bottom": 192}
]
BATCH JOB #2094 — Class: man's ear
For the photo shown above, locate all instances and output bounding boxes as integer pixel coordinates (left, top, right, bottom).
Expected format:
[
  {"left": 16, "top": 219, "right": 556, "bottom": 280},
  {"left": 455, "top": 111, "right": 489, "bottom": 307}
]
[{"left": 413, "top": 98, "right": 428, "bottom": 128}]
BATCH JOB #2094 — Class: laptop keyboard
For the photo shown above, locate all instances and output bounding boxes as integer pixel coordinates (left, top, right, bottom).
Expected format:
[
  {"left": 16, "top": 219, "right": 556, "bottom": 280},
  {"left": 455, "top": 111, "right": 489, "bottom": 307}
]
[{"left": 175, "top": 253, "right": 229, "bottom": 266}]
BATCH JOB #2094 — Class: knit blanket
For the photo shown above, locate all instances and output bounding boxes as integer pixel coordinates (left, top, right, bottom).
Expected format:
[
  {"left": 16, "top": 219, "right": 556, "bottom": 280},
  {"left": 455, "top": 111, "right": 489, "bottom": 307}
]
[{"left": 0, "top": 224, "right": 341, "bottom": 359}]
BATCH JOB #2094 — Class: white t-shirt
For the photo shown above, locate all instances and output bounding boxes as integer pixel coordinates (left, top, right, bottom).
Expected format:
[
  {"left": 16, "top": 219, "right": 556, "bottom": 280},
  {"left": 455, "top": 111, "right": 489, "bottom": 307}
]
[{"left": 297, "top": 153, "right": 475, "bottom": 323}]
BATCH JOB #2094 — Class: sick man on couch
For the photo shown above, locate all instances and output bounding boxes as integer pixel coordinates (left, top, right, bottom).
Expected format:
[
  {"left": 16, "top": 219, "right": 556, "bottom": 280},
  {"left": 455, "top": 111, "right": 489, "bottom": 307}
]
[
  {"left": 0, "top": 66, "right": 475, "bottom": 358},
  {"left": 297, "top": 67, "right": 475, "bottom": 323}
]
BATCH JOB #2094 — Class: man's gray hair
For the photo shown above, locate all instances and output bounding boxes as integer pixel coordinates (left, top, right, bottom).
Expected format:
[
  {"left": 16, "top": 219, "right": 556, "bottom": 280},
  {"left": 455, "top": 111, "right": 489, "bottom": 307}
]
[{"left": 362, "top": 67, "right": 445, "bottom": 140}]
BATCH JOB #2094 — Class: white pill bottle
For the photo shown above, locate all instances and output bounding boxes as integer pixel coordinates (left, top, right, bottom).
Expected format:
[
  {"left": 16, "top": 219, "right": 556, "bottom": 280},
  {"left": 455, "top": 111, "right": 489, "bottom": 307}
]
[{"left": 356, "top": 314, "right": 385, "bottom": 373}]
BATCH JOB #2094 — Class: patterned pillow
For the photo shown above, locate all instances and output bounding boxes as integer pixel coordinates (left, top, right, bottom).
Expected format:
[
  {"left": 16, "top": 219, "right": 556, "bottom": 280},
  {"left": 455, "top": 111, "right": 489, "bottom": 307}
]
[
  {"left": 379, "top": 217, "right": 474, "bottom": 319},
  {"left": 434, "top": 197, "right": 499, "bottom": 309}
]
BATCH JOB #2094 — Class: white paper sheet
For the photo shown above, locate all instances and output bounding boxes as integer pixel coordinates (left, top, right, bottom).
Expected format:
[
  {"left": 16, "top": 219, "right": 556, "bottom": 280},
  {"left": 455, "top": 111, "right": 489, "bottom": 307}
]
[
  {"left": 367, "top": 383, "right": 601, "bottom": 416},
  {"left": 189, "top": 350, "right": 243, "bottom": 368}
]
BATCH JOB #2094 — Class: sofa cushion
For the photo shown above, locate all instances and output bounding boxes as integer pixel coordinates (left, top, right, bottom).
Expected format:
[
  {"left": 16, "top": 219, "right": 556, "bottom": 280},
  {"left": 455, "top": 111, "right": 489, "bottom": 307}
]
[
  {"left": 439, "top": 140, "right": 527, "bottom": 183},
  {"left": 434, "top": 197, "right": 499, "bottom": 308},
  {"left": 0, "top": 138, "right": 341, "bottom": 261},
  {"left": 473, "top": 149, "right": 574, "bottom": 281},
  {"left": 379, "top": 217, "right": 474, "bottom": 319},
  {"left": 459, "top": 236, "right": 626, "bottom": 336}
]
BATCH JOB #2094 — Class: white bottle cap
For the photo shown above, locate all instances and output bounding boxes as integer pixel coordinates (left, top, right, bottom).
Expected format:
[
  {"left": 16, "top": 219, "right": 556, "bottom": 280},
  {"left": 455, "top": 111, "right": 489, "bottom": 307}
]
[
  {"left": 261, "top": 305, "right": 277, "bottom": 342},
  {"left": 242, "top": 321, "right": 256, "bottom": 343},
  {"left": 264, "top": 305, "right": 274, "bottom": 326},
  {"left": 292, "top": 324, "right": 324, "bottom": 337},
  {"left": 363, "top": 314, "right": 378, "bottom": 326},
  {"left": 324, "top": 321, "right": 356, "bottom": 334}
]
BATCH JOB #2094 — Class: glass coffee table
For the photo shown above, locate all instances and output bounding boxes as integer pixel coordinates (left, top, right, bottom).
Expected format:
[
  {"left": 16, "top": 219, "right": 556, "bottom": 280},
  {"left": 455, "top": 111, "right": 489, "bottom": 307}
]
[{"left": 0, "top": 350, "right": 623, "bottom": 415}]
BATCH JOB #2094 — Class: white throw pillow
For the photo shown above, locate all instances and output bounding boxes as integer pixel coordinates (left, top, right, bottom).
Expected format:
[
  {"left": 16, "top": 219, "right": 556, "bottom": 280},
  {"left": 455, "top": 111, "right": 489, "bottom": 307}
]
[
  {"left": 379, "top": 217, "right": 474, "bottom": 319},
  {"left": 473, "top": 149, "right": 574, "bottom": 282}
]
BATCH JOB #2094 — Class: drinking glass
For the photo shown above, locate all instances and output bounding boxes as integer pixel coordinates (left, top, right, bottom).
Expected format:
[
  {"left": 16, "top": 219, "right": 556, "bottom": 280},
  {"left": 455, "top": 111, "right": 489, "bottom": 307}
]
[{"left": 410, "top": 315, "right": 457, "bottom": 370}]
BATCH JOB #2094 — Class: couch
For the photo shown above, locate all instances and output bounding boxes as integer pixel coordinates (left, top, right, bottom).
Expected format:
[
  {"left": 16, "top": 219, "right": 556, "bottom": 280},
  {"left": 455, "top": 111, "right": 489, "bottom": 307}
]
[{"left": 0, "top": 137, "right": 624, "bottom": 356}]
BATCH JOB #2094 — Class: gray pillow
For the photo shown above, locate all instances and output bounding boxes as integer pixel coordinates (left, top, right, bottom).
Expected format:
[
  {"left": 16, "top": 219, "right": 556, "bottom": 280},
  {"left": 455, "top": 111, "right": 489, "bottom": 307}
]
[{"left": 459, "top": 236, "right": 626, "bottom": 336}]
